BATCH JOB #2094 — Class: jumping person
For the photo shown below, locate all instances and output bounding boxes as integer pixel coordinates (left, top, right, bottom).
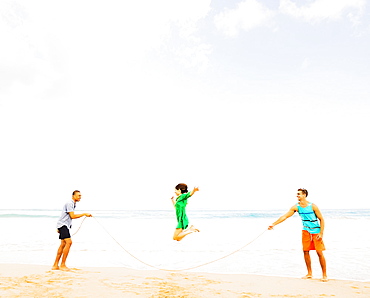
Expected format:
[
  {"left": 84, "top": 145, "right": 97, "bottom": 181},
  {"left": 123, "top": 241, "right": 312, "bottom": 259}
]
[
  {"left": 171, "top": 183, "right": 200, "bottom": 241},
  {"left": 268, "top": 188, "right": 328, "bottom": 282},
  {"left": 52, "top": 190, "right": 92, "bottom": 271}
]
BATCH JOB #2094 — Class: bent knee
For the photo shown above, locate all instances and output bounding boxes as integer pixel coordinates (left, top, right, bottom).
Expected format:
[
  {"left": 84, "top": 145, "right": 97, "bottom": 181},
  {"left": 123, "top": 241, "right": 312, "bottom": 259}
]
[{"left": 64, "top": 238, "right": 72, "bottom": 245}]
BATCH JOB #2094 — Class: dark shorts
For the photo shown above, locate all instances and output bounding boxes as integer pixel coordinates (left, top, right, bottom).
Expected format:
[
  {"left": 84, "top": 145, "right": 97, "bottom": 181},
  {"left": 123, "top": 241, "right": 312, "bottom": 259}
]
[{"left": 58, "top": 225, "right": 71, "bottom": 240}]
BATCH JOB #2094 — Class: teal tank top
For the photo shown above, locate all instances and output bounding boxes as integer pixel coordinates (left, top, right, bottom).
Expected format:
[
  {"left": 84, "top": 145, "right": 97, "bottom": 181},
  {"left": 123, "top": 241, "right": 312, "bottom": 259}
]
[{"left": 297, "top": 202, "right": 321, "bottom": 234}]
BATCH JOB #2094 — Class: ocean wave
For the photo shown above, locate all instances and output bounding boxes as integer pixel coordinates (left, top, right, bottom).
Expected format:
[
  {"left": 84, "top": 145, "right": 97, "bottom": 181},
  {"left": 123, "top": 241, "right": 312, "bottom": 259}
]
[
  {"left": 0, "top": 209, "right": 368, "bottom": 220},
  {"left": 0, "top": 213, "right": 58, "bottom": 218}
]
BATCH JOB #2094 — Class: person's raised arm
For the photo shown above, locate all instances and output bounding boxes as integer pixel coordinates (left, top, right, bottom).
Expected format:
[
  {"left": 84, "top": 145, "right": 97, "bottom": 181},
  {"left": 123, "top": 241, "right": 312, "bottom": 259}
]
[
  {"left": 268, "top": 205, "right": 297, "bottom": 230},
  {"left": 312, "top": 204, "right": 325, "bottom": 239},
  {"left": 69, "top": 211, "right": 92, "bottom": 219},
  {"left": 170, "top": 196, "right": 176, "bottom": 207},
  {"left": 189, "top": 187, "right": 199, "bottom": 197}
]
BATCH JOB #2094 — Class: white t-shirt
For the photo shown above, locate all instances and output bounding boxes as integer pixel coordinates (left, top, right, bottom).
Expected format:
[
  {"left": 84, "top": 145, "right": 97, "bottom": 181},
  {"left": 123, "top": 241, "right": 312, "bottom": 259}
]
[{"left": 56, "top": 200, "right": 76, "bottom": 229}]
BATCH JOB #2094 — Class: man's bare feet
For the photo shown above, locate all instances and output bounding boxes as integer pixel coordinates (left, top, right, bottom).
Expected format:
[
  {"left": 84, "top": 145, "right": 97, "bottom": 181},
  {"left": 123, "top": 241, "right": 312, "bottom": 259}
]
[
  {"left": 189, "top": 225, "right": 200, "bottom": 232},
  {"left": 60, "top": 266, "right": 71, "bottom": 271},
  {"left": 51, "top": 266, "right": 59, "bottom": 270},
  {"left": 302, "top": 274, "right": 312, "bottom": 279}
]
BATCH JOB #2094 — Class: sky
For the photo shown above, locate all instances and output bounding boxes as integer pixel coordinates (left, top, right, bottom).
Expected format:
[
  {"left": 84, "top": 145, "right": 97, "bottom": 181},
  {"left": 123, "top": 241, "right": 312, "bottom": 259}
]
[{"left": 1, "top": 0, "right": 370, "bottom": 211}]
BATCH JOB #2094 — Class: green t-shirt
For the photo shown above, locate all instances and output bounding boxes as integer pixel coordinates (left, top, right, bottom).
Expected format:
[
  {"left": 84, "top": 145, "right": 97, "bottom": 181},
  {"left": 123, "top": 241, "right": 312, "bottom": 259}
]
[{"left": 175, "top": 192, "right": 191, "bottom": 229}]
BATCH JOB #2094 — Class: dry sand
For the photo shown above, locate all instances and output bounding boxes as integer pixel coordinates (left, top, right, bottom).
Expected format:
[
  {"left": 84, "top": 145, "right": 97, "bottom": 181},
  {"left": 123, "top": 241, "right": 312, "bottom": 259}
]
[{"left": 0, "top": 264, "right": 369, "bottom": 297}]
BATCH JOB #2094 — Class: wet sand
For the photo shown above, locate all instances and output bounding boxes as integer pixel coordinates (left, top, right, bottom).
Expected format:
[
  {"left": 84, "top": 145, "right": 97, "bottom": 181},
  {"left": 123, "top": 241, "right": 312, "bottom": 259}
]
[{"left": 0, "top": 264, "right": 369, "bottom": 297}]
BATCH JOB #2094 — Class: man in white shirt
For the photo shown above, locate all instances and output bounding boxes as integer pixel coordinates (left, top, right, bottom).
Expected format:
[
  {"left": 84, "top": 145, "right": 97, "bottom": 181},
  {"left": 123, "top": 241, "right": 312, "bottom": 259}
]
[{"left": 52, "top": 190, "right": 92, "bottom": 271}]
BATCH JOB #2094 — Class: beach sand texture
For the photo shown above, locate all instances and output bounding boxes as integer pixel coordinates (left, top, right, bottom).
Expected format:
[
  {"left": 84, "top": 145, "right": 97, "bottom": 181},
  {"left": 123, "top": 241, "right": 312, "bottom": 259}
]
[{"left": 0, "top": 264, "right": 369, "bottom": 298}]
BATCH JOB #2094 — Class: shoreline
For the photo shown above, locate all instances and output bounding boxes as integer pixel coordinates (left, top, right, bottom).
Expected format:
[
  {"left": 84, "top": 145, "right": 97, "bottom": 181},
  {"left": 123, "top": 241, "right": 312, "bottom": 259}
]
[
  {"left": 2, "top": 261, "right": 369, "bottom": 283},
  {"left": 1, "top": 264, "right": 369, "bottom": 297},
  {"left": 1, "top": 261, "right": 369, "bottom": 283}
]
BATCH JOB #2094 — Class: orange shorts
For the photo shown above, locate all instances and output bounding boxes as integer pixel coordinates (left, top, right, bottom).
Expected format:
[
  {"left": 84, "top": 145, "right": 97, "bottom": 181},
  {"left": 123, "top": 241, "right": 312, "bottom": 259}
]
[{"left": 302, "top": 230, "right": 325, "bottom": 251}]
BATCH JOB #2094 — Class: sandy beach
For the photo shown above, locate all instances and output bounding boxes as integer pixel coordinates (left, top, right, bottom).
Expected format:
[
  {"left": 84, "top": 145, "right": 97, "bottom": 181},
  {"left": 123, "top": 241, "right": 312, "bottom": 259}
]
[{"left": 0, "top": 264, "right": 369, "bottom": 298}]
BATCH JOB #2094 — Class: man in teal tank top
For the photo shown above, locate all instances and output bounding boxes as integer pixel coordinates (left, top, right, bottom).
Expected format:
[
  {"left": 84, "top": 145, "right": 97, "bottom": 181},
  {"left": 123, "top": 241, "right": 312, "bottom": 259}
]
[{"left": 268, "top": 188, "right": 327, "bottom": 282}]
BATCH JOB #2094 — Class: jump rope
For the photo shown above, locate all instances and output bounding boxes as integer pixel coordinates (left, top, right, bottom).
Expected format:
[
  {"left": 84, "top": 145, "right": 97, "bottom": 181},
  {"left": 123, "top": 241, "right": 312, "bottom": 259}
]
[{"left": 72, "top": 216, "right": 268, "bottom": 272}]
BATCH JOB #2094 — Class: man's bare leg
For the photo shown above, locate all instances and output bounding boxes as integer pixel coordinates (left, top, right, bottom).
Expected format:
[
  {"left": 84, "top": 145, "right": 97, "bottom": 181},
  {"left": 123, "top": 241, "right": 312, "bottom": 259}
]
[
  {"left": 173, "top": 226, "right": 199, "bottom": 241},
  {"left": 317, "top": 251, "right": 328, "bottom": 282},
  {"left": 52, "top": 240, "right": 66, "bottom": 270},
  {"left": 302, "top": 251, "right": 313, "bottom": 279},
  {"left": 60, "top": 238, "right": 72, "bottom": 271}
]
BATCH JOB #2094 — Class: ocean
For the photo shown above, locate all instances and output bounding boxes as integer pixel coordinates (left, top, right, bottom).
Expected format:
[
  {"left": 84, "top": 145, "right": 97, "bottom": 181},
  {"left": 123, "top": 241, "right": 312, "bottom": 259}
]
[{"left": 0, "top": 209, "right": 369, "bottom": 281}]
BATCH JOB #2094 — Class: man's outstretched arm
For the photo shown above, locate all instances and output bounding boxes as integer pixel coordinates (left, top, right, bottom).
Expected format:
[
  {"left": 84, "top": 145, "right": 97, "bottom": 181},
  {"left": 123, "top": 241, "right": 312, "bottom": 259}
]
[
  {"left": 268, "top": 206, "right": 297, "bottom": 230},
  {"left": 69, "top": 211, "right": 92, "bottom": 219}
]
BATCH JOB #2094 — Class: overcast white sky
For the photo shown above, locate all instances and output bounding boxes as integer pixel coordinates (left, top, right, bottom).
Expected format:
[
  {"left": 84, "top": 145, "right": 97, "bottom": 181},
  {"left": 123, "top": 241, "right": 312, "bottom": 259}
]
[{"left": 1, "top": 0, "right": 369, "bottom": 211}]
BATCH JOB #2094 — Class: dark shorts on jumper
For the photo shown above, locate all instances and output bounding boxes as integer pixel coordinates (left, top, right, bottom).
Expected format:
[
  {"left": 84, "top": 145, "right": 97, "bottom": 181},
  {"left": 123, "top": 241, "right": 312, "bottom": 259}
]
[{"left": 58, "top": 225, "right": 71, "bottom": 240}]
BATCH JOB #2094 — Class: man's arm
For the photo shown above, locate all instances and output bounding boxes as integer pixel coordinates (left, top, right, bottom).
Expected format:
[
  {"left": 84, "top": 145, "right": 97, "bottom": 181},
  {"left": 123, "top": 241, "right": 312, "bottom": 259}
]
[
  {"left": 312, "top": 204, "right": 325, "bottom": 239},
  {"left": 268, "top": 205, "right": 297, "bottom": 230},
  {"left": 175, "top": 188, "right": 199, "bottom": 204},
  {"left": 189, "top": 187, "right": 199, "bottom": 197},
  {"left": 69, "top": 212, "right": 92, "bottom": 219}
]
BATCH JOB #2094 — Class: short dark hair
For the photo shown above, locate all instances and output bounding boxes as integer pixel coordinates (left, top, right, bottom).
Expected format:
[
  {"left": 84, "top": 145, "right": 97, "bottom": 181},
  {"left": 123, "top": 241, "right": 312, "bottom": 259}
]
[
  {"left": 72, "top": 190, "right": 80, "bottom": 196},
  {"left": 175, "top": 183, "right": 188, "bottom": 194},
  {"left": 298, "top": 188, "right": 308, "bottom": 197}
]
